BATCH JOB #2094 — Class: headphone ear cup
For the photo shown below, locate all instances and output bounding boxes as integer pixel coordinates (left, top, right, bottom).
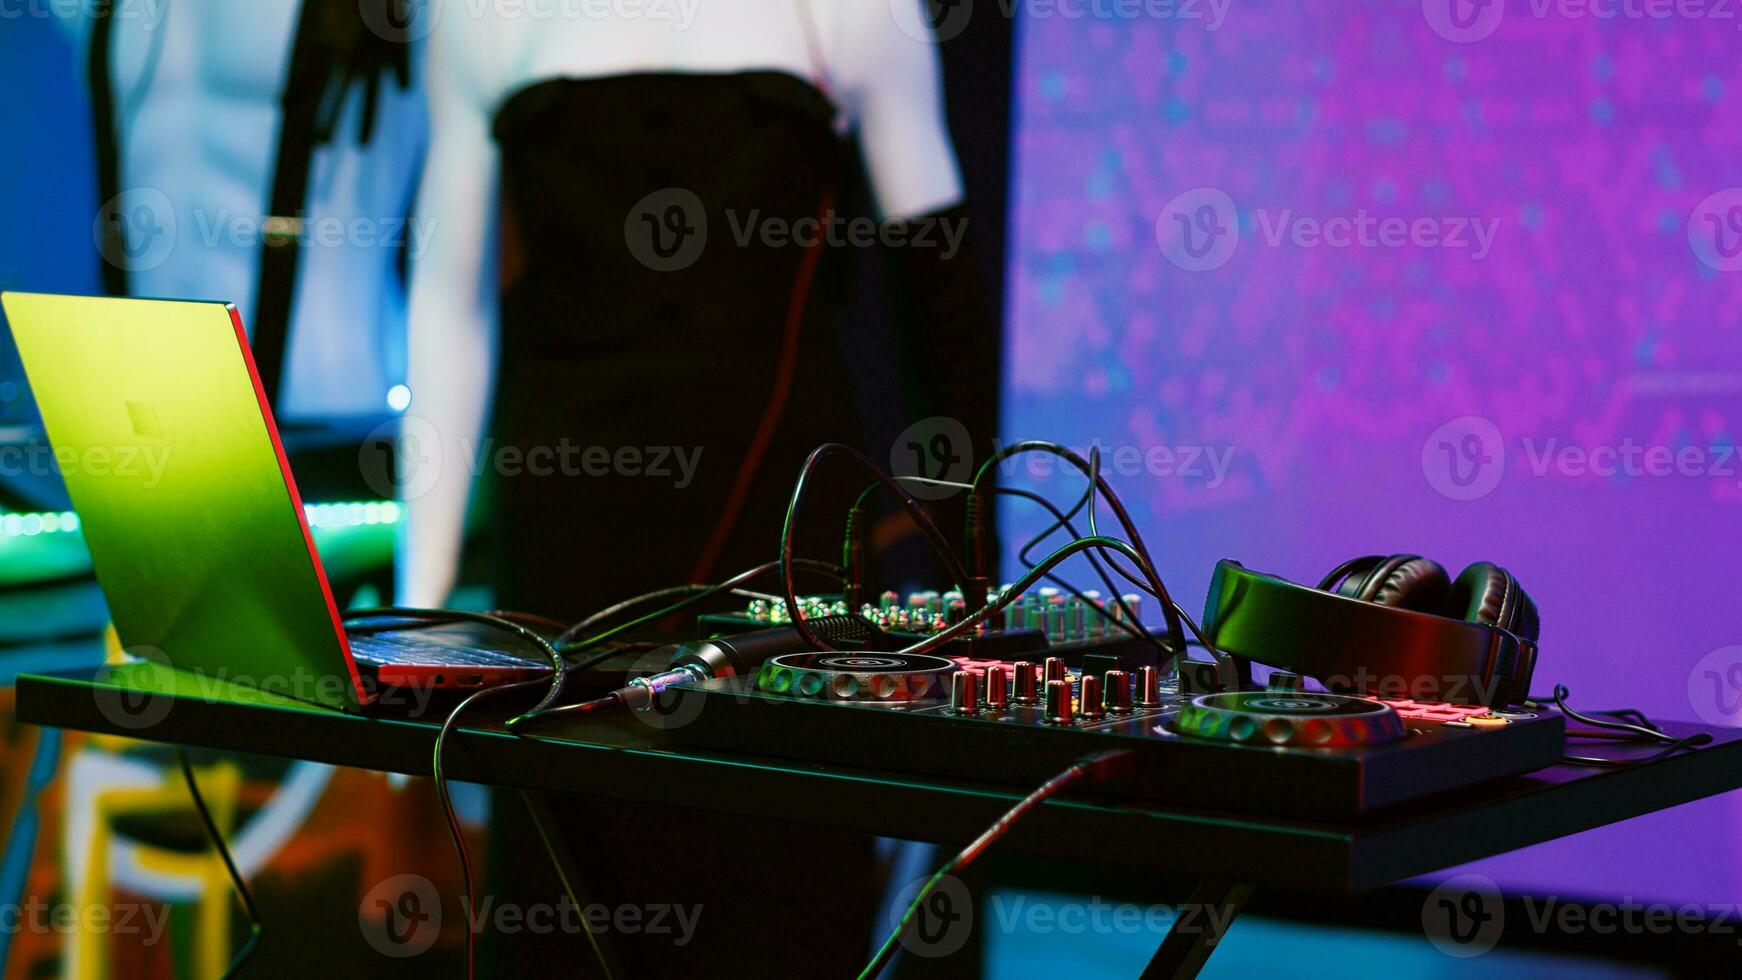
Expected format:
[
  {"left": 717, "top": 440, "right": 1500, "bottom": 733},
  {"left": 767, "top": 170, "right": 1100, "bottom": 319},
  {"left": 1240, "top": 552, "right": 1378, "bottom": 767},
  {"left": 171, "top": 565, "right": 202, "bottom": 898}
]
[
  {"left": 1324, "top": 555, "right": 1450, "bottom": 610},
  {"left": 1366, "top": 556, "right": 1451, "bottom": 612},
  {"left": 1450, "top": 562, "right": 1540, "bottom": 640}
]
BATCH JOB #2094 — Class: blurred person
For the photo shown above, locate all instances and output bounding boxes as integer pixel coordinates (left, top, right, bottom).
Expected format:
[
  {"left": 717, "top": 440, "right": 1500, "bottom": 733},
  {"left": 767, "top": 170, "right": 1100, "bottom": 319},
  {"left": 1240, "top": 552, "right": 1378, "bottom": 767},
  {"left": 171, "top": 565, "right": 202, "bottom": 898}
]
[
  {"left": 68, "top": 0, "right": 424, "bottom": 421},
  {"left": 399, "top": 0, "right": 996, "bottom": 617},
  {"left": 398, "top": 2, "right": 994, "bottom": 973}
]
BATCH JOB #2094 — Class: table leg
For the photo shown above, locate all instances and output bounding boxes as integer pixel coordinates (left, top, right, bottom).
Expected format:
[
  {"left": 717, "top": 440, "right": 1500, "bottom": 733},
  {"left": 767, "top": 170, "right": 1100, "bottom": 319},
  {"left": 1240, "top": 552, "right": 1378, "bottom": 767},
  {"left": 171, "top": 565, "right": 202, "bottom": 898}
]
[
  {"left": 1140, "top": 879, "right": 1251, "bottom": 980},
  {"left": 520, "top": 791, "right": 629, "bottom": 979}
]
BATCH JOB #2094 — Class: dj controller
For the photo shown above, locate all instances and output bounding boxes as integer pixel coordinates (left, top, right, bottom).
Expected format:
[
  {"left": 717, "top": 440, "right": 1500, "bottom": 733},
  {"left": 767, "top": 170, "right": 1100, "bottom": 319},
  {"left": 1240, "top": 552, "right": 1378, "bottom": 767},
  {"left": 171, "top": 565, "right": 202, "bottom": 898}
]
[{"left": 666, "top": 591, "right": 1566, "bottom": 819}]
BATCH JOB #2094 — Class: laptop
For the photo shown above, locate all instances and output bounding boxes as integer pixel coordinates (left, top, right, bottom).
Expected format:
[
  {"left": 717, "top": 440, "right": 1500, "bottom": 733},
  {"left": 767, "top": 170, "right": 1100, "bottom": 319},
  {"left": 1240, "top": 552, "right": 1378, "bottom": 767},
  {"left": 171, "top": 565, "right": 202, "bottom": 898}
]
[{"left": 1, "top": 292, "right": 555, "bottom": 712}]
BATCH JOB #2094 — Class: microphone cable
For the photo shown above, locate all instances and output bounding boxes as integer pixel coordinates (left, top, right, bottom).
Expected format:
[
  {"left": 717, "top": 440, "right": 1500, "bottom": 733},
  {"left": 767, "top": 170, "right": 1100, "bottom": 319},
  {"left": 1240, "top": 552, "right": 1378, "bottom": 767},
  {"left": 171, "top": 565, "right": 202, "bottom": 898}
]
[{"left": 859, "top": 750, "right": 1134, "bottom": 980}]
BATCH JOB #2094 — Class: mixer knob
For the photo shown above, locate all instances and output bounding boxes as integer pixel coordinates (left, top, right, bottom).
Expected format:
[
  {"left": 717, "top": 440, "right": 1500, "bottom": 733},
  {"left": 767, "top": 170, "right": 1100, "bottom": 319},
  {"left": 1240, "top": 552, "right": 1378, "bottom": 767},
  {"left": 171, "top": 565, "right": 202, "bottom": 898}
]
[
  {"left": 1011, "top": 661, "right": 1038, "bottom": 705},
  {"left": 984, "top": 666, "right": 1010, "bottom": 710},
  {"left": 1043, "top": 657, "right": 1067, "bottom": 686},
  {"left": 1136, "top": 666, "right": 1163, "bottom": 708},
  {"left": 1079, "top": 674, "right": 1105, "bottom": 720},
  {"left": 951, "top": 670, "right": 980, "bottom": 716},
  {"left": 1044, "top": 679, "right": 1075, "bottom": 725},
  {"left": 1104, "top": 669, "right": 1132, "bottom": 714}
]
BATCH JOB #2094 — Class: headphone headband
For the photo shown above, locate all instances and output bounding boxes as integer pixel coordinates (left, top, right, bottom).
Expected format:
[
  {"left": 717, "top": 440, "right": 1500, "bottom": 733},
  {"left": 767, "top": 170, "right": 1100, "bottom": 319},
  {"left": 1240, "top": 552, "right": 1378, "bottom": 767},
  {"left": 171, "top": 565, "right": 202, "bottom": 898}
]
[{"left": 1202, "top": 560, "right": 1538, "bottom": 706}]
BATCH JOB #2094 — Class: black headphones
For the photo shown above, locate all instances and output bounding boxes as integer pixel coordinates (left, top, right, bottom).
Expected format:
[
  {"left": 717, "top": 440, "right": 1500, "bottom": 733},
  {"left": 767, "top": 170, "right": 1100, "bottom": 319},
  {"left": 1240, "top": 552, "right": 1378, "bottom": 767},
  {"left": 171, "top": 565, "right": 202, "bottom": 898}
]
[{"left": 1201, "top": 555, "right": 1540, "bottom": 706}]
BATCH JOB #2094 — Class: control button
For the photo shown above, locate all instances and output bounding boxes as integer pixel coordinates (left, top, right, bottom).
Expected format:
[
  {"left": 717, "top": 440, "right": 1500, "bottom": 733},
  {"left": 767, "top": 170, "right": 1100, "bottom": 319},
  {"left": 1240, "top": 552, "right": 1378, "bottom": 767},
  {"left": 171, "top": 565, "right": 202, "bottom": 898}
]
[
  {"left": 1011, "top": 661, "right": 1038, "bottom": 705},
  {"left": 1104, "top": 669, "right": 1133, "bottom": 715},
  {"left": 1136, "top": 666, "right": 1163, "bottom": 708},
  {"left": 984, "top": 665, "right": 1009, "bottom": 710},
  {"left": 1043, "top": 657, "right": 1068, "bottom": 686},
  {"left": 951, "top": 670, "right": 979, "bottom": 716},
  {"left": 1044, "top": 679, "right": 1074, "bottom": 725},
  {"left": 1465, "top": 713, "right": 1510, "bottom": 727},
  {"left": 1079, "top": 675, "right": 1105, "bottom": 720}
]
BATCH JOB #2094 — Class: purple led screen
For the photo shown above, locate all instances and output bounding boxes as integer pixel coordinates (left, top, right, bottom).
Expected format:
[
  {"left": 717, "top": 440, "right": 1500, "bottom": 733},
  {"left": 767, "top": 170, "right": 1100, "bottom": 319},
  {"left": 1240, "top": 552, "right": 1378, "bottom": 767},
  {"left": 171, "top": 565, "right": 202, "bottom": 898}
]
[{"left": 1003, "top": 0, "right": 1742, "bottom": 902}]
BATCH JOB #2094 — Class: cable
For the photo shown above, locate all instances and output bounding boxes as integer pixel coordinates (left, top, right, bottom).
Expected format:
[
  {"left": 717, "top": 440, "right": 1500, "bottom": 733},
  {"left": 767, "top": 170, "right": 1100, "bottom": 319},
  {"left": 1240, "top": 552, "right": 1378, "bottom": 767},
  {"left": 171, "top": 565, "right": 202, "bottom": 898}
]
[
  {"left": 504, "top": 559, "right": 845, "bottom": 730},
  {"left": 685, "top": 187, "right": 835, "bottom": 584},
  {"left": 340, "top": 608, "right": 567, "bottom": 979},
  {"left": 865, "top": 474, "right": 1165, "bottom": 654},
  {"left": 858, "top": 750, "right": 1133, "bottom": 980},
  {"left": 429, "top": 680, "right": 550, "bottom": 980},
  {"left": 176, "top": 747, "right": 262, "bottom": 979},
  {"left": 1537, "top": 685, "right": 1712, "bottom": 767},
  {"left": 343, "top": 607, "right": 570, "bottom": 717},
  {"left": 970, "top": 441, "right": 1188, "bottom": 652},
  {"left": 782, "top": 444, "right": 970, "bottom": 651},
  {"left": 894, "top": 535, "right": 1162, "bottom": 658},
  {"left": 552, "top": 559, "right": 844, "bottom": 653}
]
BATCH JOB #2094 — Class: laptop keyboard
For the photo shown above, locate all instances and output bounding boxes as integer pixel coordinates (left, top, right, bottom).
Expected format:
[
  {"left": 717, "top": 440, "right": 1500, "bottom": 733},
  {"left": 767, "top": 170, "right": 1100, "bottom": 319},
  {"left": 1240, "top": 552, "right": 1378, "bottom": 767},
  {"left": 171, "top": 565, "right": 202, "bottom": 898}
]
[{"left": 348, "top": 630, "right": 551, "bottom": 669}]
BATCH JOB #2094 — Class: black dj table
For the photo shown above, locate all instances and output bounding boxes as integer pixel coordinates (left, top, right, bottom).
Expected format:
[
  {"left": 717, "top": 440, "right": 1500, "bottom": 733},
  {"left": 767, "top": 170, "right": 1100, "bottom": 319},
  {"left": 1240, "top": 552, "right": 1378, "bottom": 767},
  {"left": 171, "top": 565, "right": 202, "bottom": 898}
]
[{"left": 17, "top": 662, "right": 1742, "bottom": 977}]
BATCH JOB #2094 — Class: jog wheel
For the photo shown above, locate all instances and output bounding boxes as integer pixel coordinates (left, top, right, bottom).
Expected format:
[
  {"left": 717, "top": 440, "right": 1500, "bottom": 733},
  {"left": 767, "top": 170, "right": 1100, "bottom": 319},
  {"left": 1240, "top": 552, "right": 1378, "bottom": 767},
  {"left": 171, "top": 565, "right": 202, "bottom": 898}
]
[
  {"left": 755, "top": 652, "right": 957, "bottom": 704},
  {"left": 1168, "top": 692, "right": 1406, "bottom": 747}
]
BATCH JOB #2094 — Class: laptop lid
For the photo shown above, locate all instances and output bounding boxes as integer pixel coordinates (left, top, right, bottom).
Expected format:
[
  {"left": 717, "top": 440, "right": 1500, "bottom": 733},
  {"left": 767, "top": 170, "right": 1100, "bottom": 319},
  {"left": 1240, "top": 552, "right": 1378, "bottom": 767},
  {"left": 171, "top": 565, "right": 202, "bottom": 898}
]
[{"left": 1, "top": 293, "right": 370, "bottom": 711}]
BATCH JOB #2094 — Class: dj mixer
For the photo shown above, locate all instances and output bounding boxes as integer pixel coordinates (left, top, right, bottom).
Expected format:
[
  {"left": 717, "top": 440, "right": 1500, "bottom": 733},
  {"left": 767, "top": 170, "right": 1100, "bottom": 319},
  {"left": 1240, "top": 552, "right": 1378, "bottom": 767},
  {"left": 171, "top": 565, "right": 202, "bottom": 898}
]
[{"left": 668, "top": 593, "right": 1566, "bottom": 819}]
